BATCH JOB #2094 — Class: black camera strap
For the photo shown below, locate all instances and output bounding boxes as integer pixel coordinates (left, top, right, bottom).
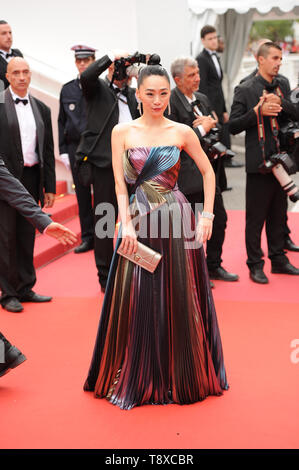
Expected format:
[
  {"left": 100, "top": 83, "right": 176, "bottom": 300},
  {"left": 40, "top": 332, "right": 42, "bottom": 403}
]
[
  {"left": 257, "top": 100, "right": 281, "bottom": 163},
  {"left": 257, "top": 103, "right": 267, "bottom": 163}
]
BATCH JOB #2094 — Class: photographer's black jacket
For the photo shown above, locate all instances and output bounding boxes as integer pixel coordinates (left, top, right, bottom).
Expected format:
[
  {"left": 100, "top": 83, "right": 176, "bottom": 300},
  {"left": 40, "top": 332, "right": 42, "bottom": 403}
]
[
  {"left": 229, "top": 74, "right": 297, "bottom": 173},
  {"left": 78, "top": 54, "right": 139, "bottom": 169}
]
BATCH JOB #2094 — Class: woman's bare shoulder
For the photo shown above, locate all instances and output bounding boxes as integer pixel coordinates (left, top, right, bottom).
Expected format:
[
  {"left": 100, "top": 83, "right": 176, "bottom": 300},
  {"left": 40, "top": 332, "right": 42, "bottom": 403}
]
[
  {"left": 113, "top": 119, "right": 142, "bottom": 136},
  {"left": 165, "top": 118, "right": 192, "bottom": 134}
]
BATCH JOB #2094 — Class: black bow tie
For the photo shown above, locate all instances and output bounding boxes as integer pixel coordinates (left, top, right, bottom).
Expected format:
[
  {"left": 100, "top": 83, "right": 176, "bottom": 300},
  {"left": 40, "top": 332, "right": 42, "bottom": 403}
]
[
  {"left": 113, "top": 86, "right": 129, "bottom": 98},
  {"left": 190, "top": 98, "right": 201, "bottom": 110},
  {"left": 15, "top": 98, "right": 28, "bottom": 105},
  {"left": 0, "top": 51, "right": 14, "bottom": 59}
]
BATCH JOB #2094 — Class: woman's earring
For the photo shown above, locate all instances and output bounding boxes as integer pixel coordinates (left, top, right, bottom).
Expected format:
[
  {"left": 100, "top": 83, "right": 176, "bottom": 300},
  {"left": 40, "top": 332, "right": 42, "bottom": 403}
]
[
  {"left": 167, "top": 102, "right": 171, "bottom": 115},
  {"left": 137, "top": 100, "right": 143, "bottom": 115}
]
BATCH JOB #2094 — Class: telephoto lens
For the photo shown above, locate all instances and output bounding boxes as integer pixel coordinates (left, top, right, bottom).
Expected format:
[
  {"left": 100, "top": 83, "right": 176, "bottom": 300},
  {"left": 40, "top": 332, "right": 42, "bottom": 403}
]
[{"left": 272, "top": 164, "right": 299, "bottom": 202}]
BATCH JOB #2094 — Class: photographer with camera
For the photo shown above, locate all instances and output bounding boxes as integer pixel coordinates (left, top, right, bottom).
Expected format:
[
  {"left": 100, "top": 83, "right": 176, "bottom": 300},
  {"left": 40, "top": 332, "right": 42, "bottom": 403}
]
[
  {"left": 77, "top": 50, "right": 141, "bottom": 292},
  {"left": 240, "top": 38, "right": 299, "bottom": 253},
  {"left": 229, "top": 42, "right": 299, "bottom": 284},
  {"left": 169, "top": 56, "right": 239, "bottom": 283}
]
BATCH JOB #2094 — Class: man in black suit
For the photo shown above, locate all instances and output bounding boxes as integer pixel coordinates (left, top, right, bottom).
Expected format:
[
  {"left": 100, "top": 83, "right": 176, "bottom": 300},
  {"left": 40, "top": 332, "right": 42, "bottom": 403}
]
[
  {"left": 0, "top": 157, "right": 76, "bottom": 375},
  {"left": 58, "top": 45, "right": 96, "bottom": 254},
  {"left": 0, "top": 57, "right": 56, "bottom": 312},
  {"left": 0, "top": 20, "right": 23, "bottom": 90},
  {"left": 240, "top": 38, "right": 299, "bottom": 253},
  {"left": 78, "top": 51, "right": 139, "bottom": 291},
  {"left": 229, "top": 42, "right": 299, "bottom": 283},
  {"left": 169, "top": 56, "right": 239, "bottom": 282},
  {"left": 195, "top": 25, "right": 234, "bottom": 191}
]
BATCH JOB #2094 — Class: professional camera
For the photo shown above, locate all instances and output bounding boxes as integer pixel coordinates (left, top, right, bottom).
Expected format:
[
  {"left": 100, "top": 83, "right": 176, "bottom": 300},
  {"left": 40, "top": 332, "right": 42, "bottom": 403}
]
[
  {"left": 258, "top": 152, "right": 299, "bottom": 202},
  {"left": 201, "top": 128, "right": 235, "bottom": 161},
  {"left": 279, "top": 121, "right": 299, "bottom": 155},
  {"left": 111, "top": 52, "right": 161, "bottom": 85}
]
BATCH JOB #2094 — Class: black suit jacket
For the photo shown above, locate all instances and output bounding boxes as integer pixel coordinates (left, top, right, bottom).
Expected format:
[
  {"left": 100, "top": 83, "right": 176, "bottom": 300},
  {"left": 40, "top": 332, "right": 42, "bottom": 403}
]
[
  {"left": 0, "top": 88, "right": 56, "bottom": 204},
  {"left": 196, "top": 49, "right": 226, "bottom": 120},
  {"left": 229, "top": 74, "right": 297, "bottom": 173},
  {"left": 0, "top": 157, "right": 51, "bottom": 232},
  {"left": 0, "top": 49, "right": 23, "bottom": 89},
  {"left": 78, "top": 55, "right": 139, "bottom": 169},
  {"left": 169, "top": 87, "right": 216, "bottom": 196}
]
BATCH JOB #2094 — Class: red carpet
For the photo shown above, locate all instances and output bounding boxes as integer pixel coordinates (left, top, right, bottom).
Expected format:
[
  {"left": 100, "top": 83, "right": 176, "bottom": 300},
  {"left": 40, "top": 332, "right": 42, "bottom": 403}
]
[{"left": 1, "top": 211, "right": 299, "bottom": 449}]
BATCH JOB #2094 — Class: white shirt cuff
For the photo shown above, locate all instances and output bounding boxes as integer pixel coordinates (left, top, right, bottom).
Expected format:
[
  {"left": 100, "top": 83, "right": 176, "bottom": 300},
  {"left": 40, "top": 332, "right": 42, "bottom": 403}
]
[
  {"left": 107, "top": 52, "right": 115, "bottom": 63},
  {"left": 43, "top": 223, "right": 51, "bottom": 234},
  {"left": 198, "top": 125, "right": 206, "bottom": 137}
]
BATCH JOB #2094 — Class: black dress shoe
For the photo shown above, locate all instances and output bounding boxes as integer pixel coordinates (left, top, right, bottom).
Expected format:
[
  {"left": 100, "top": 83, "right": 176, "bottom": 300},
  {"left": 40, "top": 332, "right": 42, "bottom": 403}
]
[
  {"left": 1, "top": 297, "right": 23, "bottom": 313},
  {"left": 209, "top": 266, "right": 239, "bottom": 282},
  {"left": 249, "top": 268, "right": 269, "bottom": 284},
  {"left": 100, "top": 286, "right": 106, "bottom": 294},
  {"left": 271, "top": 263, "right": 299, "bottom": 275},
  {"left": 0, "top": 334, "right": 26, "bottom": 377},
  {"left": 19, "top": 292, "right": 52, "bottom": 303},
  {"left": 284, "top": 237, "right": 299, "bottom": 252},
  {"left": 74, "top": 240, "right": 94, "bottom": 254},
  {"left": 224, "top": 160, "right": 244, "bottom": 168}
]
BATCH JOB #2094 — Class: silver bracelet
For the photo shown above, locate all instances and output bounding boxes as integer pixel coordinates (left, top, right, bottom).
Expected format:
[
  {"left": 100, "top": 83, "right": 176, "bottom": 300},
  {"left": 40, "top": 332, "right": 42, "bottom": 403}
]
[{"left": 201, "top": 211, "right": 215, "bottom": 221}]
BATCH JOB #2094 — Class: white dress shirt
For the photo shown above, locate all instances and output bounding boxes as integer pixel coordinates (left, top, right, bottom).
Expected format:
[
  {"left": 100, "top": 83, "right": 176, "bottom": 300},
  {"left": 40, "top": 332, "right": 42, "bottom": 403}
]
[
  {"left": 10, "top": 87, "right": 39, "bottom": 166},
  {"left": 206, "top": 48, "right": 222, "bottom": 79},
  {"left": 185, "top": 94, "right": 206, "bottom": 137}
]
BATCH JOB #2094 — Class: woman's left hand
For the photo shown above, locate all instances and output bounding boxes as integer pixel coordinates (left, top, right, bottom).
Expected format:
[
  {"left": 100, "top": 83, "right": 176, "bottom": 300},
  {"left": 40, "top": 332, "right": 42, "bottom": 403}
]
[{"left": 196, "top": 217, "right": 213, "bottom": 244}]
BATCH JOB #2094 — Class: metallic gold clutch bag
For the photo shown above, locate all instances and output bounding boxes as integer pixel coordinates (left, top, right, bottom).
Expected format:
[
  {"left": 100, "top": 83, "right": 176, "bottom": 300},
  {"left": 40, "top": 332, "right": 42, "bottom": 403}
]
[{"left": 117, "top": 241, "right": 162, "bottom": 273}]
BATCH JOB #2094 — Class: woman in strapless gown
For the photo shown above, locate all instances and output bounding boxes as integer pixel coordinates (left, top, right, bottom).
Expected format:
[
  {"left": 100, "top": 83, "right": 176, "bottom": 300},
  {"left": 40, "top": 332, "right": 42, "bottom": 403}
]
[{"left": 84, "top": 65, "right": 228, "bottom": 410}]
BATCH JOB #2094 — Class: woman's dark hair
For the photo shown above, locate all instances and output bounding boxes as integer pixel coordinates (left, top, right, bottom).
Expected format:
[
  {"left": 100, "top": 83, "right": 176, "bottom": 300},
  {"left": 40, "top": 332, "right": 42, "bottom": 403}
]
[{"left": 137, "top": 65, "right": 170, "bottom": 88}]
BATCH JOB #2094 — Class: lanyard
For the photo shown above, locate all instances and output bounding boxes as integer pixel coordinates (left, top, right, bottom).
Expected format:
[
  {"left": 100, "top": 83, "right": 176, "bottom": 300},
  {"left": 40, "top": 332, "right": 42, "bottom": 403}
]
[{"left": 256, "top": 86, "right": 284, "bottom": 163}]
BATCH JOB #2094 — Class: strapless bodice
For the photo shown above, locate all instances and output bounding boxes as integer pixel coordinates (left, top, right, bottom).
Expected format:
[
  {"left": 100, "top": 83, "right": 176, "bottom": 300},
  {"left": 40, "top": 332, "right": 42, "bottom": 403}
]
[{"left": 125, "top": 145, "right": 180, "bottom": 190}]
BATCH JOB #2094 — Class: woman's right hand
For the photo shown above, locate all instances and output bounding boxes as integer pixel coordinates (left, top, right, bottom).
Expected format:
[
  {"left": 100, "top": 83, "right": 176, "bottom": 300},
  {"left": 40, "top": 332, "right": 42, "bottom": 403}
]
[{"left": 120, "top": 223, "right": 138, "bottom": 255}]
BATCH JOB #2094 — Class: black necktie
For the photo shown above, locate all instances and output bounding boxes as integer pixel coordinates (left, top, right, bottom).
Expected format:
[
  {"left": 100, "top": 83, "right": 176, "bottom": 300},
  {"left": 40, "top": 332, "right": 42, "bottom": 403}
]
[{"left": 15, "top": 98, "right": 28, "bottom": 105}]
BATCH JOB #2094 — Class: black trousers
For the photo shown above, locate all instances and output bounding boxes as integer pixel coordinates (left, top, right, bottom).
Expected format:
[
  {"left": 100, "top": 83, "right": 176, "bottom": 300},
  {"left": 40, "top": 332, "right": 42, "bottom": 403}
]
[
  {"left": 246, "top": 172, "right": 289, "bottom": 270},
  {"left": 0, "top": 165, "right": 39, "bottom": 304},
  {"left": 92, "top": 165, "right": 118, "bottom": 288},
  {"left": 68, "top": 141, "right": 94, "bottom": 243},
  {"left": 186, "top": 185, "right": 227, "bottom": 271}
]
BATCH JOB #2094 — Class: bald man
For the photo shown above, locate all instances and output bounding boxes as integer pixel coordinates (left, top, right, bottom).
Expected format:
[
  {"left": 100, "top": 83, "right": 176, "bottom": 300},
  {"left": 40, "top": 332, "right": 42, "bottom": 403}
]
[{"left": 0, "top": 57, "right": 56, "bottom": 312}]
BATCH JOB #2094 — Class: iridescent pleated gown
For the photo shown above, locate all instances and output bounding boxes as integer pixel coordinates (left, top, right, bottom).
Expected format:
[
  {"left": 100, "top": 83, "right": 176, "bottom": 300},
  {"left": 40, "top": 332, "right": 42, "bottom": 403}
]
[{"left": 84, "top": 146, "right": 228, "bottom": 409}]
